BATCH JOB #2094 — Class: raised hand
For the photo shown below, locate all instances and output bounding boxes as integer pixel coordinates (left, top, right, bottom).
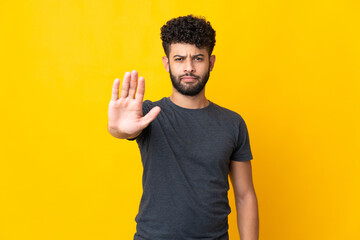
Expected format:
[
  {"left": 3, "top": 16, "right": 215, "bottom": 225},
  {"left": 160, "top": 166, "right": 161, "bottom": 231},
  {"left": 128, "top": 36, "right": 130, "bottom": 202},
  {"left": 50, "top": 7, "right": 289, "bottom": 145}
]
[{"left": 107, "top": 70, "right": 161, "bottom": 139}]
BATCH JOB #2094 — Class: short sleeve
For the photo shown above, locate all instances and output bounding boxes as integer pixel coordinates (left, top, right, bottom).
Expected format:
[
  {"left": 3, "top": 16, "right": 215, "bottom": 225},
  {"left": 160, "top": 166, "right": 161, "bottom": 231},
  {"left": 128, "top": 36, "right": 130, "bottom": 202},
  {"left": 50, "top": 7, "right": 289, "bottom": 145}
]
[{"left": 230, "top": 118, "right": 253, "bottom": 161}]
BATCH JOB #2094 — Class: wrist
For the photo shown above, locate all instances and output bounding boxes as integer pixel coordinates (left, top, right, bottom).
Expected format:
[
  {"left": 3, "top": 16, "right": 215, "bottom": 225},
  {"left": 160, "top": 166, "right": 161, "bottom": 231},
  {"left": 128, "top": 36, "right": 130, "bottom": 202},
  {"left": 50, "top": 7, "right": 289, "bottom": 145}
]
[
  {"left": 107, "top": 123, "right": 141, "bottom": 139},
  {"left": 107, "top": 123, "right": 126, "bottom": 139}
]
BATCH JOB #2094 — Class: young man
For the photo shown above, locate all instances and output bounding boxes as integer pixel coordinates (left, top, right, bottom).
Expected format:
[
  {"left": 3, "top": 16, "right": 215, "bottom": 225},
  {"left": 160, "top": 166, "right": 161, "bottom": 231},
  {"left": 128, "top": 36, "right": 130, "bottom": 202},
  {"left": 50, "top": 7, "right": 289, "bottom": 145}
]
[{"left": 108, "top": 15, "right": 259, "bottom": 240}]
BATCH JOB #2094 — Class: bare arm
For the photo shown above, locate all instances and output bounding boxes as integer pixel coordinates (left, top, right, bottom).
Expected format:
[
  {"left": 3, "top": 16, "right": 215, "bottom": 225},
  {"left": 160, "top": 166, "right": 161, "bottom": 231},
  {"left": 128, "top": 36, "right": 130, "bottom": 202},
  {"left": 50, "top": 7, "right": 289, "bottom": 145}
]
[
  {"left": 107, "top": 70, "right": 161, "bottom": 139},
  {"left": 229, "top": 160, "right": 259, "bottom": 240}
]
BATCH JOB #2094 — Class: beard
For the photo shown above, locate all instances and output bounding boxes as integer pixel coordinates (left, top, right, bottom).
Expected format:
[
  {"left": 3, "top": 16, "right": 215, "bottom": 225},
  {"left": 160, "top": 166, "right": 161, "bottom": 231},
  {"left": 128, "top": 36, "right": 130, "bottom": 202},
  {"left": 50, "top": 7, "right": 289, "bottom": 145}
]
[{"left": 169, "top": 65, "right": 210, "bottom": 96}]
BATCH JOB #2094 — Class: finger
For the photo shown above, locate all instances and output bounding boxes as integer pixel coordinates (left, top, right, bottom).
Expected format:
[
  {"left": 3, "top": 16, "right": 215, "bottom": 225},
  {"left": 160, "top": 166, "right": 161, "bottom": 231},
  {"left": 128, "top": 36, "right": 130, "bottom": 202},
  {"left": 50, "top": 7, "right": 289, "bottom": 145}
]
[
  {"left": 141, "top": 106, "right": 161, "bottom": 128},
  {"left": 135, "top": 76, "right": 145, "bottom": 103},
  {"left": 111, "top": 78, "right": 120, "bottom": 101},
  {"left": 120, "top": 72, "right": 131, "bottom": 99},
  {"left": 128, "top": 70, "right": 138, "bottom": 99}
]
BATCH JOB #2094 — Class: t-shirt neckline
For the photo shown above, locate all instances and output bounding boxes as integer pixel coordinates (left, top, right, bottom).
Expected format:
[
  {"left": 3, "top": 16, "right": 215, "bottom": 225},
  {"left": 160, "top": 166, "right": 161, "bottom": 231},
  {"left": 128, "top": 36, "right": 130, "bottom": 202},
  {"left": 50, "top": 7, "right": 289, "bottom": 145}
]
[{"left": 164, "top": 97, "right": 214, "bottom": 112}]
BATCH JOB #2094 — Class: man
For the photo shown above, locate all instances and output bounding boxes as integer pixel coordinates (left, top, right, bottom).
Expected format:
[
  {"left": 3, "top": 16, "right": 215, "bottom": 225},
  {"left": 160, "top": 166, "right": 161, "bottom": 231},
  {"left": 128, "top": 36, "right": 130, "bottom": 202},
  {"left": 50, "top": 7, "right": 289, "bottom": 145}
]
[{"left": 108, "top": 15, "right": 259, "bottom": 240}]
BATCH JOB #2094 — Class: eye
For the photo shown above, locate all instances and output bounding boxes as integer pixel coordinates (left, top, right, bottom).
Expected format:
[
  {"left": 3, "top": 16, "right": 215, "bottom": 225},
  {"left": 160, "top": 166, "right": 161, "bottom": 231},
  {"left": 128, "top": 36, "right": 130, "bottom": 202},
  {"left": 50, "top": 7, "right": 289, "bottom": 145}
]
[
  {"left": 174, "top": 58, "right": 183, "bottom": 61},
  {"left": 195, "top": 57, "right": 203, "bottom": 61}
]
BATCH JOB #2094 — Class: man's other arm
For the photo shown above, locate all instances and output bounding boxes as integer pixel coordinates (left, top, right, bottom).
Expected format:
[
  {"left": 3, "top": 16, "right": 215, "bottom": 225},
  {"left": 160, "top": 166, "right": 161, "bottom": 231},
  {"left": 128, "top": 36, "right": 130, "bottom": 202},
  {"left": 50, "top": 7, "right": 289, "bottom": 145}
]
[{"left": 229, "top": 160, "right": 259, "bottom": 240}]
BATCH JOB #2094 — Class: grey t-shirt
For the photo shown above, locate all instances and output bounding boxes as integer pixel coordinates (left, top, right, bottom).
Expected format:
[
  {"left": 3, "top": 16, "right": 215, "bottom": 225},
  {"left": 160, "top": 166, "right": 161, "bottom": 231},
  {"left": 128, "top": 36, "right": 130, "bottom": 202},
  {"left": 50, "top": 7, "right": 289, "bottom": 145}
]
[{"left": 132, "top": 97, "right": 253, "bottom": 240}]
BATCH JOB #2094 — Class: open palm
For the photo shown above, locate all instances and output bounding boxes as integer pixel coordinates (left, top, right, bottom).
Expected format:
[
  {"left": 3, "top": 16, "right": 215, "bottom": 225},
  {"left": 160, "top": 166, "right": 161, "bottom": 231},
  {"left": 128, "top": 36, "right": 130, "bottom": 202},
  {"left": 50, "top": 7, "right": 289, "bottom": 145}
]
[{"left": 108, "top": 70, "right": 161, "bottom": 139}]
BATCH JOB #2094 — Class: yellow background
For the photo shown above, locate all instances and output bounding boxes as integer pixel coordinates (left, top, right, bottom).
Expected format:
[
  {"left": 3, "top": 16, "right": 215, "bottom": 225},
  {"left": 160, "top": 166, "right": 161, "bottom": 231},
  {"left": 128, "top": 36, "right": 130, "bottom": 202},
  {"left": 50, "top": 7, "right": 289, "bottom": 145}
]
[{"left": 1, "top": 0, "right": 359, "bottom": 239}]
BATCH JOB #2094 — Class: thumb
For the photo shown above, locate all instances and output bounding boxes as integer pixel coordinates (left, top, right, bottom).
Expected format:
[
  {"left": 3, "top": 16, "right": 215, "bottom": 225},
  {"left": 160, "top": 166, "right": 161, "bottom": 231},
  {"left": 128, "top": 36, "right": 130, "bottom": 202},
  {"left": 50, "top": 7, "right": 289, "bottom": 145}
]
[{"left": 141, "top": 106, "right": 161, "bottom": 128}]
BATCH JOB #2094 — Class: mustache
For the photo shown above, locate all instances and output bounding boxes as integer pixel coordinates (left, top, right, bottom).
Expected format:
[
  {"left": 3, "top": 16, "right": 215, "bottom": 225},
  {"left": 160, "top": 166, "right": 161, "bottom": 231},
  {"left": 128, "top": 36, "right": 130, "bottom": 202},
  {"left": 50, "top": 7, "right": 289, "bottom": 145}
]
[{"left": 180, "top": 73, "right": 200, "bottom": 79}]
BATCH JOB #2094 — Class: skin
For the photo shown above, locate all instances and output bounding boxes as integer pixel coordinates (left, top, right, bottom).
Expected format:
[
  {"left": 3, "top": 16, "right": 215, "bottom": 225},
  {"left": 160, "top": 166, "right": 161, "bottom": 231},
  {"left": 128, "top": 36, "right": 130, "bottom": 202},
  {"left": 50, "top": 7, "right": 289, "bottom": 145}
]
[
  {"left": 162, "top": 43, "right": 215, "bottom": 109},
  {"left": 107, "top": 43, "right": 259, "bottom": 240},
  {"left": 107, "top": 70, "right": 161, "bottom": 139},
  {"left": 230, "top": 159, "right": 260, "bottom": 240}
]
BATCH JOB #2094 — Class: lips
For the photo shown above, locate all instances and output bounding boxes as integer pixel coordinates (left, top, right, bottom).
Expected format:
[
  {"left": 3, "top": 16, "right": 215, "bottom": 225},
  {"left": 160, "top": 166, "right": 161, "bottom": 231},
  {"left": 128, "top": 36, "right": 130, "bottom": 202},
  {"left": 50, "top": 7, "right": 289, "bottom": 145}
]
[{"left": 181, "top": 76, "right": 199, "bottom": 82}]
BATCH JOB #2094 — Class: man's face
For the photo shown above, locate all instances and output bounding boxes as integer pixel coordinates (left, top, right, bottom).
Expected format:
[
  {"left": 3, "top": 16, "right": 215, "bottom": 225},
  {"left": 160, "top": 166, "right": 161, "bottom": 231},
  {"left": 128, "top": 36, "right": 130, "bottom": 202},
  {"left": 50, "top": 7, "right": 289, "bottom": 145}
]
[{"left": 163, "top": 43, "right": 215, "bottom": 96}]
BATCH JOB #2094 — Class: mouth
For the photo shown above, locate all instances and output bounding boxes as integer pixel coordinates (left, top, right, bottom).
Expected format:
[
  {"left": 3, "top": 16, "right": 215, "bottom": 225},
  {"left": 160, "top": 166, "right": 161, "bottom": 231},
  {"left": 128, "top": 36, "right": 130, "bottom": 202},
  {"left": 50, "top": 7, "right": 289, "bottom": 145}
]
[{"left": 181, "top": 76, "right": 199, "bottom": 83}]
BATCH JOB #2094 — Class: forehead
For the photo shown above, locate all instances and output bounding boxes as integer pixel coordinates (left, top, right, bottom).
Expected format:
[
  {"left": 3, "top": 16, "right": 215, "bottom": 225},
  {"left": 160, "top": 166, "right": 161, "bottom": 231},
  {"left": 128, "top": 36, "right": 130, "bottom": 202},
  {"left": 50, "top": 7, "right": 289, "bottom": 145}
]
[{"left": 169, "top": 43, "right": 209, "bottom": 56}]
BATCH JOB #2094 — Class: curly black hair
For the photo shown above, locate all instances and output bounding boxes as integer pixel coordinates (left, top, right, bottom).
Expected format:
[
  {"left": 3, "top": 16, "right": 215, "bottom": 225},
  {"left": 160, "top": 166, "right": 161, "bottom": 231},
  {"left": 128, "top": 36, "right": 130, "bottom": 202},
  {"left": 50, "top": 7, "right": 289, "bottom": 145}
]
[{"left": 160, "top": 15, "right": 216, "bottom": 57}]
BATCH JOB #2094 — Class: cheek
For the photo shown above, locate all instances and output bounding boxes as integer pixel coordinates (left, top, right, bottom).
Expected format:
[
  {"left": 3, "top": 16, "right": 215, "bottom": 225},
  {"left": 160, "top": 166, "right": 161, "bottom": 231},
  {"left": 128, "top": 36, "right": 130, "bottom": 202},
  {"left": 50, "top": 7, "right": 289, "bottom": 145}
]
[
  {"left": 198, "top": 64, "right": 209, "bottom": 73},
  {"left": 170, "top": 64, "right": 181, "bottom": 74}
]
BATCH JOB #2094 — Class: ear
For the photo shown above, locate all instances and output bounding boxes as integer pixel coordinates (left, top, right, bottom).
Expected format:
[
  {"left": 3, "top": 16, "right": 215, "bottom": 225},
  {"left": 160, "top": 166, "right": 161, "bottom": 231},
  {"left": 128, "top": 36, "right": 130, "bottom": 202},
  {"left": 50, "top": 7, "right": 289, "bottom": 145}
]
[
  {"left": 162, "top": 56, "right": 169, "bottom": 72},
  {"left": 209, "top": 55, "right": 216, "bottom": 71}
]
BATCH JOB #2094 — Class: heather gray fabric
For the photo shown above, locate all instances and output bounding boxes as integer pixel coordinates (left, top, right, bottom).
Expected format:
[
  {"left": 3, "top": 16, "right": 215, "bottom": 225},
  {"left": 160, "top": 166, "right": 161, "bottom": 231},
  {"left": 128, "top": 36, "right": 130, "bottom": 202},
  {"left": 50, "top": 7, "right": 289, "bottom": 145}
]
[{"left": 131, "top": 97, "right": 253, "bottom": 240}]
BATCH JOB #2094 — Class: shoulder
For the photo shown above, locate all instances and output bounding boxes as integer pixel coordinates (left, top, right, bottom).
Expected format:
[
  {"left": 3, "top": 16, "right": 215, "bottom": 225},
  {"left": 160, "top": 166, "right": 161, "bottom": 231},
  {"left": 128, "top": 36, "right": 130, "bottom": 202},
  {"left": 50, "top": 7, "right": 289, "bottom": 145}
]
[
  {"left": 142, "top": 97, "right": 168, "bottom": 113},
  {"left": 210, "top": 102, "right": 246, "bottom": 124},
  {"left": 143, "top": 97, "right": 168, "bottom": 107}
]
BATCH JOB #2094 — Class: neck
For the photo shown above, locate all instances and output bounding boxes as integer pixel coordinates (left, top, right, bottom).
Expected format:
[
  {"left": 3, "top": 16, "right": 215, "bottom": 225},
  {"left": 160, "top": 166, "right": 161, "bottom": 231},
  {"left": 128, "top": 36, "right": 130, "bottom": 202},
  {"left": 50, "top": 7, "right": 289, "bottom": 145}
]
[{"left": 169, "top": 89, "right": 209, "bottom": 109}]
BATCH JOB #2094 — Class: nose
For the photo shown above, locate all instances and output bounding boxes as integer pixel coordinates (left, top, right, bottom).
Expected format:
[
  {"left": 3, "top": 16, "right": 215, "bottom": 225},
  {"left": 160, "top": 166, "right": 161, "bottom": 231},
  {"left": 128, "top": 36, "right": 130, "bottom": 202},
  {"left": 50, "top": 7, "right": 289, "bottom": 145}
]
[{"left": 184, "top": 59, "right": 195, "bottom": 73}]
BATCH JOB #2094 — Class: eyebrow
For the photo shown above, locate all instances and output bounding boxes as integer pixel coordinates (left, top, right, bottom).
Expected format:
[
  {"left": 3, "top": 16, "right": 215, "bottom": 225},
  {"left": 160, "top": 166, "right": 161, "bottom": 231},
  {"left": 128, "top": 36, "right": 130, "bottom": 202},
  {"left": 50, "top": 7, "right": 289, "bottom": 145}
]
[{"left": 173, "top": 54, "right": 205, "bottom": 58}]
